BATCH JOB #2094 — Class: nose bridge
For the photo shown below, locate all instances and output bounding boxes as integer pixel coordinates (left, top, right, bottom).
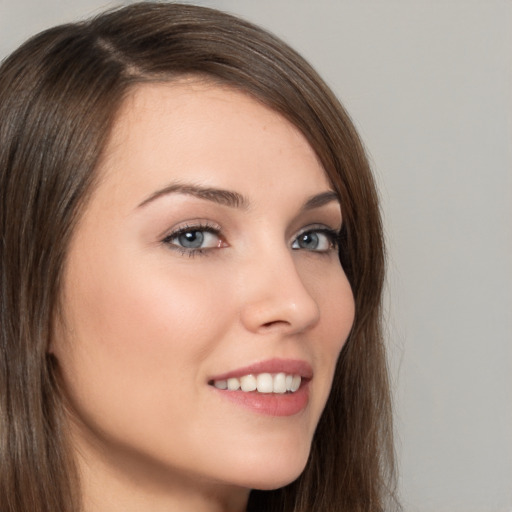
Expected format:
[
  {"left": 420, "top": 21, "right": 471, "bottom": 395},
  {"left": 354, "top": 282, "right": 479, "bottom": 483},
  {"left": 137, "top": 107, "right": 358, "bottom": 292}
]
[{"left": 239, "top": 244, "right": 320, "bottom": 334}]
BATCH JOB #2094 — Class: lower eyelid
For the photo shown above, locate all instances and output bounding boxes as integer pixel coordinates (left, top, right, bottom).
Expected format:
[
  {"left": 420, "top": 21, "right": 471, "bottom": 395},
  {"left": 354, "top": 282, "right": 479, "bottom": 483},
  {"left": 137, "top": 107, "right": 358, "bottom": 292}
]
[{"left": 162, "top": 222, "right": 219, "bottom": 241}]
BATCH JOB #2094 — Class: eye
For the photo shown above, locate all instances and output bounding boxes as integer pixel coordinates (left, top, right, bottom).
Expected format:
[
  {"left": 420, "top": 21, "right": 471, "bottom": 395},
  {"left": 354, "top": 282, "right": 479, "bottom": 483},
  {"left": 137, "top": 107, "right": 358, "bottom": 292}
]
[
  {"left": 162, "top": 223, "right": 226, "bottom": 254},
  {"left": 291, "top": 228, "right": 339, "bottom": 252}
]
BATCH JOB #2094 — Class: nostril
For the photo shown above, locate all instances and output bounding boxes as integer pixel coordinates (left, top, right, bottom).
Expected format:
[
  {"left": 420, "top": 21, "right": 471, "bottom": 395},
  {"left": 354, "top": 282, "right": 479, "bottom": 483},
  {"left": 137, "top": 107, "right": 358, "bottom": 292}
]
[{"left": 261, "top": 319, "right": 290, "bottom": 329}]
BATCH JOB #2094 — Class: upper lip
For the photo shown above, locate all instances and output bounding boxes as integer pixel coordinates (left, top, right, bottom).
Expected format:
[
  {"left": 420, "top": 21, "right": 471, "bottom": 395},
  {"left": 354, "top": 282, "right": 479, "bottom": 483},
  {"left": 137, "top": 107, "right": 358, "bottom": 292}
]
[{"left": 208, "top": 358, "right": 313, "bottom": 382}]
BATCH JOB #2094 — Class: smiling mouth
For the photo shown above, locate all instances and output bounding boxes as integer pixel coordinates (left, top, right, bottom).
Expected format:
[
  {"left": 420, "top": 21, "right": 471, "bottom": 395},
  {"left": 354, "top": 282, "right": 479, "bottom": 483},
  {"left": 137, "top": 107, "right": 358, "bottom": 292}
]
[{"left": 209, "top": 373, "right": 302, "bottom": 394}]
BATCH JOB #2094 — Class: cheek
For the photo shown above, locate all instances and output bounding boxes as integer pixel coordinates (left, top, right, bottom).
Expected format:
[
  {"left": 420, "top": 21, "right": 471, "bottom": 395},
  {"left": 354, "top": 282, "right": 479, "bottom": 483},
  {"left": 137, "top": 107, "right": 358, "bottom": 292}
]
[
  {"left": 62, "top": 270, "right": 226, "bottom": 371},
  {"left": 302, "top": 256, "right": 355, "bottom": 349},
  {"left": 294, "top": 257, "right": 355, "bottom": 420},
  {"left": 53, "top": 246, "right": 234, "bottom": 429},
  {"left": 323, "top": 277, "right": 354, "bottom": 355}
]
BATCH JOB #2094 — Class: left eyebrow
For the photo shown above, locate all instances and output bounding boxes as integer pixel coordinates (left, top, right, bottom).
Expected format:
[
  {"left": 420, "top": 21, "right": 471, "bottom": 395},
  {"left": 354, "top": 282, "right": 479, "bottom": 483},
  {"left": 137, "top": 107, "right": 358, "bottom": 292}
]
[
  {"left": 300, "top": 191, "right": 340, "bottom": 212},
  {"left": 137, "top": 182, "right": 248, "bottom": 209}
]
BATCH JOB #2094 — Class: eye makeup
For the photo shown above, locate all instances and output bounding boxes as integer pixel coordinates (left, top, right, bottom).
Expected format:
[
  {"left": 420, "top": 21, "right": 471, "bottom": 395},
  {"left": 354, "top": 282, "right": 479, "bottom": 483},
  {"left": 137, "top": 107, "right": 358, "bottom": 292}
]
[
  {"left": 160, "top": 220, "right": 341, "bottom": 258},
  {"left": 161, "top": 221, "right": 226, "bottom": 257}
]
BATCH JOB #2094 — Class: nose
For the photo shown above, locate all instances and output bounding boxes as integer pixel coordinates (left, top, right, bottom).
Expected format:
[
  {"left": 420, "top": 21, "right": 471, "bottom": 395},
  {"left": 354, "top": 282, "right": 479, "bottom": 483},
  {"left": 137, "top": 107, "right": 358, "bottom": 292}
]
[{"left": 239, "top": 250, "right": 320, "bottom": 335}]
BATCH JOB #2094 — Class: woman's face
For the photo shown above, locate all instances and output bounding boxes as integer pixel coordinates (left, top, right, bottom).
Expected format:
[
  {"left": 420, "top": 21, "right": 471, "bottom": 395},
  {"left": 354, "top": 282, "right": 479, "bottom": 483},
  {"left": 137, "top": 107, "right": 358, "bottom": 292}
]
[{"left": 52, "top": 81, "right": 355, "bottom": 501}]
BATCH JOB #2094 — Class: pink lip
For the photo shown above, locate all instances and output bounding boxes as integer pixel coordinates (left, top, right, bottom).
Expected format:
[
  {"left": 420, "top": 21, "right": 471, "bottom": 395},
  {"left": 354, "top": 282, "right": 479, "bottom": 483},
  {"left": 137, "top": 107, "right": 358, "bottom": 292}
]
[
  {"left": 208, "top": 358, "right": 313, "bottom": 417},
  {"left": 212, "top": 384, "right": 310, "bottom": 417},
  {"left": 208, "top": 358, "right": 313, "bottom": 382}
]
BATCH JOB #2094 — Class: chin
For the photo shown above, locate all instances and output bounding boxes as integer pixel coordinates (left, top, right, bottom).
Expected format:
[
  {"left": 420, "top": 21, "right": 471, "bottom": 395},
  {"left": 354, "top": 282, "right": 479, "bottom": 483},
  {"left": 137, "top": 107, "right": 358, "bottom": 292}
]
[
  {"left": 227, "top": 447, "right": 310, "bottom": 491},
  {"left": 250, "top": 471, "right": 304, "bottom": 491}
]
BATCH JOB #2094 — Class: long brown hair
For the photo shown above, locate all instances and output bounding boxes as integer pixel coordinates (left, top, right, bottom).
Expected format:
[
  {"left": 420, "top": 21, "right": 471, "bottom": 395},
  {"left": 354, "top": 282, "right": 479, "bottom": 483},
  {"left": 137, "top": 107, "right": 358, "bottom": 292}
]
[{"left": 0, "top": 3, "right": 397, "bottom": 511}]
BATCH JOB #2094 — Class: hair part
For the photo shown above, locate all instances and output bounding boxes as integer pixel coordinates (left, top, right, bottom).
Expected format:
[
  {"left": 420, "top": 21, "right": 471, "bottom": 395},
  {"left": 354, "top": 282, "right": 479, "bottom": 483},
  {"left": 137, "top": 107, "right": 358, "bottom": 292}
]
[{"left": 0, "top": 4, "right": 398, "bottom": 511}]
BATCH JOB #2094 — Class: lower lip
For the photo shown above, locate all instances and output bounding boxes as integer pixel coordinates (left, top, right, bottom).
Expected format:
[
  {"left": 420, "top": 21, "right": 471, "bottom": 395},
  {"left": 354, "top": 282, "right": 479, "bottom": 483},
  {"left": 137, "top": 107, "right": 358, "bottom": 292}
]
[{"left": 211, "top": 382, "right": 309, "bottom": 417}]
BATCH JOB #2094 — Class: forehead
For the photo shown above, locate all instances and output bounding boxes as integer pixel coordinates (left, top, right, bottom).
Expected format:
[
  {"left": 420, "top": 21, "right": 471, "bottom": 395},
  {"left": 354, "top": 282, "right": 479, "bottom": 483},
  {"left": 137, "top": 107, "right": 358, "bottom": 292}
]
[
  {"left": 110, "top": 80, "right": 313, "bottom": 148},
  {"left": 95, "top": 80, "right": 331, "bottom": 206}
]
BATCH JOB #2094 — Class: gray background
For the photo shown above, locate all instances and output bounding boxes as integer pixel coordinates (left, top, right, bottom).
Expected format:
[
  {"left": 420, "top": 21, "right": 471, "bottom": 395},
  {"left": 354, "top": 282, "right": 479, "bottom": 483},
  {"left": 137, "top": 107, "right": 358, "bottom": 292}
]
[{"left": 1, "top": 1, "right": 511, "bottom": 510}]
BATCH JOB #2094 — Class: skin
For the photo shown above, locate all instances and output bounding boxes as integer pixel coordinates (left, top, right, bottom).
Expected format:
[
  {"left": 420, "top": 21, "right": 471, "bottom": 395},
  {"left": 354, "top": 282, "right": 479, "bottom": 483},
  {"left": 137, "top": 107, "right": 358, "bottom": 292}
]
[{"left": 51, "top": 80, "right": 355, "bottom": 512}]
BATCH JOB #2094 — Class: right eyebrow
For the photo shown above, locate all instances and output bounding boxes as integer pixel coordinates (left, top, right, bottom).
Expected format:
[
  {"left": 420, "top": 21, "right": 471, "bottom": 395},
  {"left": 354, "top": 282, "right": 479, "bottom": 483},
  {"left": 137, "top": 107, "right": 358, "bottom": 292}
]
[
  {"left": 137, "top": 182, "right": 249, "bottom": 210},
  {"left": 300, "top": 190, "right": 340, "bottom": 212}
]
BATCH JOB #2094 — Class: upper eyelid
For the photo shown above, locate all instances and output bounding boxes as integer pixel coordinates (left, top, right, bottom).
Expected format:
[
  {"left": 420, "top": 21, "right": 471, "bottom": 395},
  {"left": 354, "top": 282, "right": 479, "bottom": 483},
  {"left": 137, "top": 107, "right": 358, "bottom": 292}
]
[
  {"left": 168, "top": 223, "right": 220, "bottom": 235},
  {"left": 161, "top": 221, "right": 221, "bottom": 241},
  {"left": 294, "top": 223, "right": 341, "bottom": 237}
]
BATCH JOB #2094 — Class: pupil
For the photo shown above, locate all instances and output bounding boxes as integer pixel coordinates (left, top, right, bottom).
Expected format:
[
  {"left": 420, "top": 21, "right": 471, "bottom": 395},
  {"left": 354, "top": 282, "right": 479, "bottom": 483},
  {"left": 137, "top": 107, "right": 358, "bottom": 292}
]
[
  {"left": 300, "top": 232, "right": 318, "bottom": 249},
  {"left": 179, "top": 231, "right": 204, "bottom": 248}
]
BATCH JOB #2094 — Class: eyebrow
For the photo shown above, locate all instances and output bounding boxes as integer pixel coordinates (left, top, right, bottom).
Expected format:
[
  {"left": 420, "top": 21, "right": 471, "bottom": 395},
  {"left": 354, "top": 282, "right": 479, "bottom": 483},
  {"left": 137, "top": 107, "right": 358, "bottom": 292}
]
[
  {"left": 138, "top": 183, "right": 248, "bottom": 209},
  {"left": 300, "top": 190, "right": 340, "bottom": 212},
  {"left": 137, "top": 182, "right": 340, "bottom": 212}
]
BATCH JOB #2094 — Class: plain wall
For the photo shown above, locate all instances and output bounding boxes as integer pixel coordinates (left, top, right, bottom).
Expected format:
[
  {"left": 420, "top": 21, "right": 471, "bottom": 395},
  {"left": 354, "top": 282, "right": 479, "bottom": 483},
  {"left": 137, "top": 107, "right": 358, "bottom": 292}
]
[{"left": 1, "top": 1, "right": 511, "bottom": 511}]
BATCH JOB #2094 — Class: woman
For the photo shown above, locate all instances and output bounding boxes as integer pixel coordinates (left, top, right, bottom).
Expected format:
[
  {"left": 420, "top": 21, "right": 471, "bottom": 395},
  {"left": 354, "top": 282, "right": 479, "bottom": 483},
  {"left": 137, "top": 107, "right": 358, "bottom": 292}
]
[{"left": 0, "top": 3, "right": 397, "bottom": 511}]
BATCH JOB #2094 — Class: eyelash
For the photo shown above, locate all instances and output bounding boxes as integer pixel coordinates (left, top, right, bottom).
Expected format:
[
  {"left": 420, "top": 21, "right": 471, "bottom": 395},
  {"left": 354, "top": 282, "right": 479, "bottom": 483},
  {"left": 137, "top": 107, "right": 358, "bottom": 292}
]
[
  {"left": 162, "top": 222, "right": 221, "bottom": 258},
  {"left": 291, "top": 226, "right": 340, "bottom": 253},
  {"left": 161, "top": 223, "right": 341, "bottom": 257}
]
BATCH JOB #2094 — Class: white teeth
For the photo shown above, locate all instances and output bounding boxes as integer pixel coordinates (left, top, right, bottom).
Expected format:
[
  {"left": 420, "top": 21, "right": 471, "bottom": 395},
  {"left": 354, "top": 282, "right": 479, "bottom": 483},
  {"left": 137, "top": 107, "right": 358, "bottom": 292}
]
[
  {"left": 290, "top": 375, "right": 301, "bottom": 392},
  {"left": 214, "top": 380, "right": 227, "bottom": 390},
  {"left": 213, "top": 373, "right": 302, "bottom": 394},
  {"left": 256, "top": 373, "right": 273, "bottom": 393},
  {"left": 227, "top": 378, "right": 240, "bottom": 391},
  {"left": 240, "top": 374, "right": 257, "bottom": 391},
  {"left": 273, "top": 372, "right": 287, "bottom": 394}
]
